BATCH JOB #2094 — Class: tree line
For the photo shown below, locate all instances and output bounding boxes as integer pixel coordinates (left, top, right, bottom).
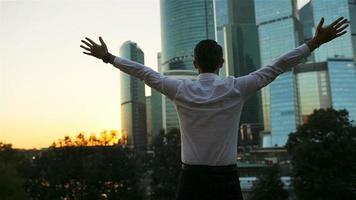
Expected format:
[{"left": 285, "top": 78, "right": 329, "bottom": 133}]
[{"left": 1, "top": 108, "right": 355, "bottom": 200}]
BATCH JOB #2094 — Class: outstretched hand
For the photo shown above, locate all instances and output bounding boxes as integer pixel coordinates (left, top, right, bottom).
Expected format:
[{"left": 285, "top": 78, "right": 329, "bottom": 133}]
[
  {"left": 314, "top": 17, "right": 349, "bottom": 45},
  {"left": 80, "top": 37, "right": 108, "bottom": 59}
]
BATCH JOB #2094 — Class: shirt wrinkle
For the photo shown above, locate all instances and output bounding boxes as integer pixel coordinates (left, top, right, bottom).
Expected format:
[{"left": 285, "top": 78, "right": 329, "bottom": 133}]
[{"left": 112, "top": 44, "right": 311, "bottom": 166}]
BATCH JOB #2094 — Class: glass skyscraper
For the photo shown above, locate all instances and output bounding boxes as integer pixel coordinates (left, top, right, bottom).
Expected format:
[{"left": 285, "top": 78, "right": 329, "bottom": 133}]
[
  {"left": 148, "top": 52, "right": 163, "bottom": 139},
  {"left": 213, "top": 0, "right": 229, "bottom": 78},
  {"left": 213, "top": 0, "right": 263, "bottom": 125},
  {"left": 350, "top": 0, "right": 356, "bottom": 60},
  {"left": 327, "top": 59, "right": 356, "bottom": 121},
  {"left": 160, "top": 0, "right": 215, "bottom": 130},
  {"left": 295, "top": 62, "right": 332, "bottom": 123},
  {"left": 160, "top": 0, "right": 215, "bottom": 72},
  {"left": 298, "top": 0, "right": 356, "bottom": 123},
  {"left": 120, "top": 41, "right": 147, "bottom": 151},
  {"left": 255, "top": 0, "right": 302, "bottom": 146},
  {"left": 311, "top": 0, "right": 355, "bottom": 62}
]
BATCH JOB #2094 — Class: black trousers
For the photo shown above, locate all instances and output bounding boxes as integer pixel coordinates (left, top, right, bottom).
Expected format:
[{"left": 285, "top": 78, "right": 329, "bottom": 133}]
[{"left": 176, "top": 163, "right": 244, "bottom": 200}]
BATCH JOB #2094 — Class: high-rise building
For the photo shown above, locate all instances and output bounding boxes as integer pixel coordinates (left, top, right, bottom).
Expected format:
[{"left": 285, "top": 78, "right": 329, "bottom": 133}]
[
  {"left": 160, "top": 0, "right": 215, "bottom": 72},
  {"left": 255, "top": 0, "right": 302, "bottom": 147},
  {"left": 146, "top": 96, "right": 152, "bottom": 146},
  {"left": 160, "top": 0, "right": 215, "bottom": 129},
  {"left": 295, "top": 62, "right": 332, "bottom": 123},
  {"left": 149, "top": 53, "right": 163, "bottom": 139},
  {"left": 222, "top": 0, "right": 263, "bottom": 125},
  {"left": 350, "top": 0, "right": 356, "bottom": 60},
  {"left": 327, "top": 59, "right": 356, "bottom": 120},
  {"left": 213, "top": 0, "right": 264, "bottom": 147},
  {"left": 213, "top": 0, "right": 229, "bottom": 78},
  {"left": 311, "top": 0, "right": 355, "bottom": 62},
  {"left": 120, "top": 41, "right": 147, "bottom": 151},
  {"left": 298, "top": 0, "right": 356, "bottom": 122}
]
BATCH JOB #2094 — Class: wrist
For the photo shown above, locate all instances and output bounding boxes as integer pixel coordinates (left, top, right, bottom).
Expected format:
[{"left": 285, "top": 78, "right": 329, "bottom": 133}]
[
  {"left": 102, "top": 52, "right": 114, "bottom": 64},
  {"left": 314, "top": 37, "right": 323, "bottom": 48},
  {"left": 306, "top": 37, "right": 321, "bottom": 52}
]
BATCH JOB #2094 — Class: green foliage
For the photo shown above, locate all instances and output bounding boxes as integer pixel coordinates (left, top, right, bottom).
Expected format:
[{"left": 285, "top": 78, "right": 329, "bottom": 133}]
[
  {"left": 150, "top": 128, "right": 181, "bottom": 200},
  {"left": 23, "top": 146, "right": 145, "bottom": 200},
  {"left": 0, "top": 128, "right": 182, "bottom": 199},
  {"left": 0, "top": 143, "right": 28, "bottom": 200},
  {"left": 249, "top": 165, "right": 288, "bottom": 200},
  {"left": 287, "top": 108, "right": 356, "bottom": 200}
]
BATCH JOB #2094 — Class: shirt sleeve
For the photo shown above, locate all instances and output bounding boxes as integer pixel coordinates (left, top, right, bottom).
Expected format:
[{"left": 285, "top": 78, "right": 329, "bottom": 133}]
[
  {"left": 112, "top": 56, "right": 182, "bottom": 100},
  {"left": 235, "top": 43, "right": 311, "bottom": 101}
]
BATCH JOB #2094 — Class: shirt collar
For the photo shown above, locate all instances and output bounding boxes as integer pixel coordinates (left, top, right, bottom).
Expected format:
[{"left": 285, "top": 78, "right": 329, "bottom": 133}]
[{"left": 197, "top": 73, "right": 220, "bottom": 80}]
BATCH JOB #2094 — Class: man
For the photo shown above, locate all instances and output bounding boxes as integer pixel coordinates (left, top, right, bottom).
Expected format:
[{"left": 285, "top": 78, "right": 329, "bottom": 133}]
[{"left": 80, "top": 17, "right": 349, "bottom": 200}]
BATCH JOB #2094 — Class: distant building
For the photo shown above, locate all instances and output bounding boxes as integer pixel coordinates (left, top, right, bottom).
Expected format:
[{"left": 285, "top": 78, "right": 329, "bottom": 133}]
[
  {"left": 295, "top": 62, "right": 332, "bottom": 123},
  {"left": 120, "top": 41, "right": 147, "bottom": 151},
  {"left": 255, "top": 0, "right": 302, "bottom": 147},
  {"left": 146, "top": 96, "right": 152, "bottom": 146},
  {"left": 311, "top": 0, "right": 355, "bottom": 63},
  {"left": 213, "top": 0, "right": 229, "bottom": 78},
  {"left": 237, "top": 147, "right": 293, "bottom": 199},
  {"left": 221, "top": 0, "right": 263, "bottom": 126},
  {"left": 149, "top": 53, "right": 163, "bottom": 140},
  {"left": 298, "top": 0, "right": 356, "bottom": 122},
  {"left": 160, "top": 0, "right": 215, "bottom": 72},
  {"left": 159, "top": 0, "right": 215, "bottom": 130}
]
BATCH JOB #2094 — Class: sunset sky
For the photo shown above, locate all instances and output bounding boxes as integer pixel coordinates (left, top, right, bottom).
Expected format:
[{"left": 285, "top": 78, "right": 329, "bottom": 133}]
[{"left": 0, "top": 0, "right": 310, "bottom": 149}]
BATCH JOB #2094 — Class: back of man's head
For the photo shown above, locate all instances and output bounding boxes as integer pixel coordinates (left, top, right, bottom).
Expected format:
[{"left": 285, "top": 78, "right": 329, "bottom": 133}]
[{"left": 194, "top": 40, "right": 223, "bottom": 73}]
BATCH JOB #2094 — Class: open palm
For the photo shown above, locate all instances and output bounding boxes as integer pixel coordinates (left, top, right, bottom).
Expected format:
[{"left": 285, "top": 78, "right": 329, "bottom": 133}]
[
  {"left": 315, "top": 17, "right": 349, "bottom": 45},
  {"left": 80, "top": 37, "right": 108, "bottom": 59}
]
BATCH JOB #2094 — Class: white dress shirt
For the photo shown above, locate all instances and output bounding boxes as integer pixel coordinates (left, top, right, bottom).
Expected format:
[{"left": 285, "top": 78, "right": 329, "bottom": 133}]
[{"left": 113, "top": 43, "right": 311, "bottom": 166}]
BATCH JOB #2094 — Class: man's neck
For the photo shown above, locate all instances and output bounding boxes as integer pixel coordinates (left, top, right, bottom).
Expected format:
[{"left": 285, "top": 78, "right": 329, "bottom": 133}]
[{"left": 198, "top": 69, "right": 219, "bottom": 75}]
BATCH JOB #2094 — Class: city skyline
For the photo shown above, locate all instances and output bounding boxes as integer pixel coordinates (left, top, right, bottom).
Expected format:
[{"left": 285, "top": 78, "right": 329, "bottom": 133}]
[{"left": 1, "top": 0, "right": 313, "bottom": 149}]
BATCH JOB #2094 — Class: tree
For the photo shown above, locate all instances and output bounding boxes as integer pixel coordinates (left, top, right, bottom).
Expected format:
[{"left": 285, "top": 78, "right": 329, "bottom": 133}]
[
  {"left": 0, "top": 143, "right": 28, "bottom": 200},
  {"left": 249, "top": 165, "right": 288, "bottom": 200},
  {"left": 150, "top": 128, "right": 181, "bottom": 200},
  {"left": 52, "top": 130, "right": 124, "bottom": 147},
  {"left": 287, "top": 108, "right": 356, "bottom": 200},
  {"left": 24, "top": 146, "right": 145, "bottom": 200}
]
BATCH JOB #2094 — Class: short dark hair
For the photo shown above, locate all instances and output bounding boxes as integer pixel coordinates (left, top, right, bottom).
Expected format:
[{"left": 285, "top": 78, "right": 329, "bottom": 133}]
[{"left": 194, "top": 39, "right": 223, "bottom": 73}]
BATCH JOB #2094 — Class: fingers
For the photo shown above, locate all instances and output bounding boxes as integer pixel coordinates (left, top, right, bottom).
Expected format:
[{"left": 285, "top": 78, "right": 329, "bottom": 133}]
[
  {"left": 330, "top": 17, "right": 344, "bottom": 27},
  {"left": 333, "top": 18, "right": 348, "bottom": 29},
  {"left": 81, "top": 40, "right": 92, "bottom": 48},
  {"left": 336, "top": 24, "right": 349, "bottom": 33},
  {"left": 335, "top": 30, "right": 347, "bottom": 38},
  {"left": 83, "top": 51, "right": 92, "bottom": 56},
  {"left": 80, "top": 45, "right": 91, "bottom": 51},
  {"left": 99, "top": 36, "right": 106, "bottom": 47},
  {"left": 85, "top": 37, "right": 98, "bottom": 46},
  {"left": 317, "top": 17, "right": 324, "bottom": 29}
]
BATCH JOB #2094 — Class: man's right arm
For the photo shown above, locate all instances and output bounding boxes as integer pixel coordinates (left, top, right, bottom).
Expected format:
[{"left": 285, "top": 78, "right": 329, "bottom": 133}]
[
  {"left": 111, "top": 56, "right": 182, "bottom": 100},
  {"left": 80, "top": 37, "right": 182, "bottom": 100}
]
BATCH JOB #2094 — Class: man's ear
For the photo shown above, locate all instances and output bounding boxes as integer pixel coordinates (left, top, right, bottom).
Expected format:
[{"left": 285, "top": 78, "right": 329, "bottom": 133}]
[
  {"left": 193, "top": 60, "right": 199, "bottom": 70},
  {"left": 219, "top": 58, "right": 224, "bottom": 69}
]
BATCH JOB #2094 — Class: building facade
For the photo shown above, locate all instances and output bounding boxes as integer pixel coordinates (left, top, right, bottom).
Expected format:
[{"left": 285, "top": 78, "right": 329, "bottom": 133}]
[
  {"left": 120, "top": 41, "right": 147, "bottom": 151},
  {"left": 255, "top": 0, "right": 302, "bottom": 147},
  {"left": 160, "top": 0, "right": 215, "bottom": 72},
  {"left": 297, "top": 0, "right": 356, "bottom": 123},
  {"left": 148, "top": 53, "right": 163, "bottom": 140},
  {"left": 213, "top": 0, "right": 229, "bottom": 78},
  {"left": 160, "top": 0, "right": 215, "bottom": 130}
]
